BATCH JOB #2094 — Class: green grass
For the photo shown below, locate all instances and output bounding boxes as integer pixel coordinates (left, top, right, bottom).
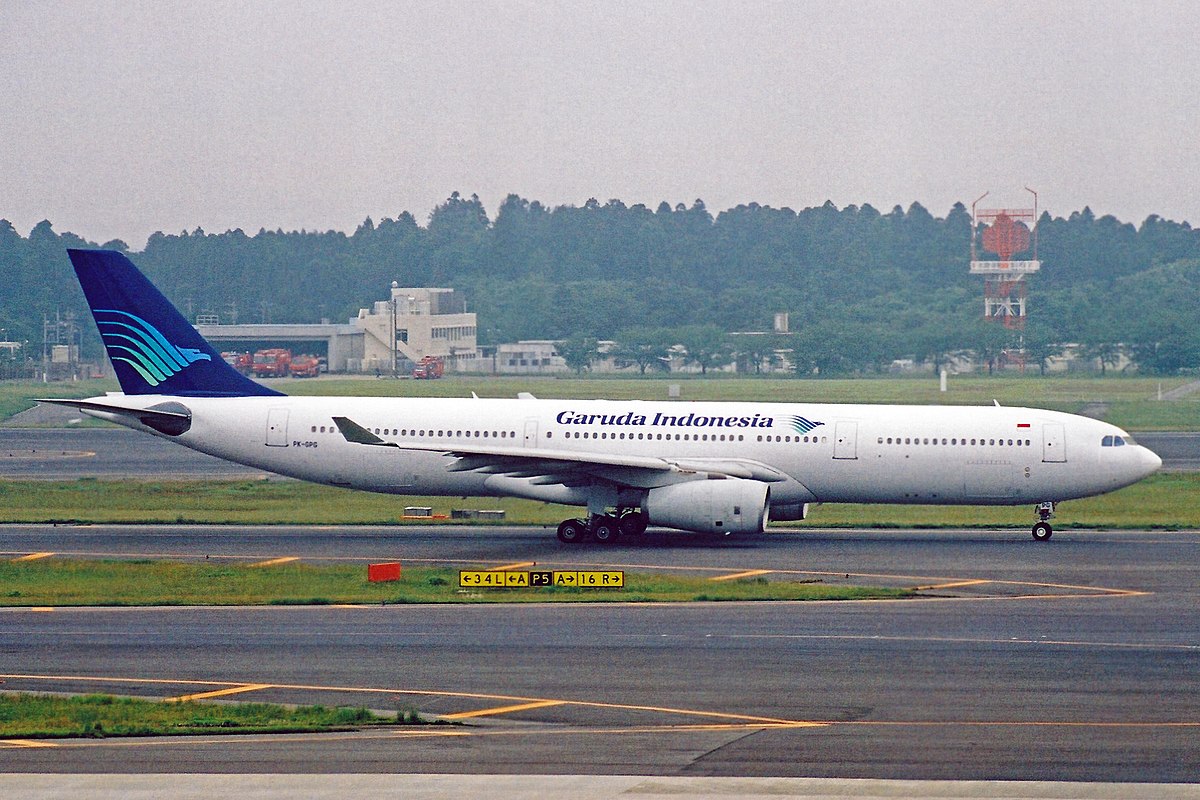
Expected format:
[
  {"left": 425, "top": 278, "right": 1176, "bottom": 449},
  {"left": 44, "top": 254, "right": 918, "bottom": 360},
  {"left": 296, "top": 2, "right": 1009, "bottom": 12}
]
[
  {"left": 0, "top": 472, "right": 1196, "bottom": 529},
  {"left": 0, "top": 561, "right": 910, "bottom": 606},
  {"left": 0, "top": 379, "right": 119, "bottom": 423},
  {"left": 4, "top": 374, "right": 1197, "bottom": 428},
  {"left": 0, "top": 693, "right": 413, "bottom": 738}
]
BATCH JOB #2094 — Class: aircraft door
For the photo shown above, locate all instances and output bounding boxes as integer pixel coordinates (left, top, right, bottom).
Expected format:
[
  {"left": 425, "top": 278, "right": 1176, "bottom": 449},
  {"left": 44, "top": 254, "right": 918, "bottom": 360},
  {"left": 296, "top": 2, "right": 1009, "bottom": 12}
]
[
  {"left": 833, "top": 421, "right": 858, "bottom": 460},
  {"left": 266, "top": 408, "right": 289, "bottom": 447},
  {"left": 1042, "top": 422, "right": 1066, "bottom": 462},
  {"left": 524, "top": 419, "right": 538, "bottom": 448}
]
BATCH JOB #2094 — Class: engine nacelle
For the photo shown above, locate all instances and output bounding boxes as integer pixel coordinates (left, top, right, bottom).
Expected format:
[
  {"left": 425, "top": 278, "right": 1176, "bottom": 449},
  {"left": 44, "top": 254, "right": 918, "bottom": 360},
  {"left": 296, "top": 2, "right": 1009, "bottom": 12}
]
[
  {"left": 770, "top": 502, "right": 809, "bottom": 521},
  {"left": 644, "top": 478, "right": 769, "bottom": 535}
]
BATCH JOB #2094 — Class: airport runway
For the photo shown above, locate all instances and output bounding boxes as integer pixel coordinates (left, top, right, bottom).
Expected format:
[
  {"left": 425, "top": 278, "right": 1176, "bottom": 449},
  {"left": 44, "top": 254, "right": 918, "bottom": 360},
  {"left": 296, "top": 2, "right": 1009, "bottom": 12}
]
[
  {"left": 2, "top": 428, "right": 1199, "bottom": 479},
  {"left": 2, "top": 524, "right": 1198, "bottom": 782}
]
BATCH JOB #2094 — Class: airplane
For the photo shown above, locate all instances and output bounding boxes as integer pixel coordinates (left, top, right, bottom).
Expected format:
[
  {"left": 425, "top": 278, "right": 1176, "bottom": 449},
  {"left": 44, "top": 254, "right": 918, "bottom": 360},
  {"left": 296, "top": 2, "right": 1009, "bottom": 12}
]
[{"left": 40, "top": 249, "right": 1162, "bottom": 544}]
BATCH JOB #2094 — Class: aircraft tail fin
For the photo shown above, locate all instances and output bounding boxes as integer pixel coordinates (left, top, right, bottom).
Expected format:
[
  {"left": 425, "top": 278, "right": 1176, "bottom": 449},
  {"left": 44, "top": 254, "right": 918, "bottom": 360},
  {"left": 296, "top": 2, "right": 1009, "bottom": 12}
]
[{"left": 67, "top": 249, "right": 282, "bottom": 397}]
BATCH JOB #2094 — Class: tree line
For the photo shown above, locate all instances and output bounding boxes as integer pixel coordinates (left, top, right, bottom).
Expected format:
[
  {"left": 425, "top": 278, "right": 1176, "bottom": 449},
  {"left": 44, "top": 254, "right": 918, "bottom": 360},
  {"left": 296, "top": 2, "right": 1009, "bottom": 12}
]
[{"left": 2, "top": 194, "right": 1199, "bottom": 375}]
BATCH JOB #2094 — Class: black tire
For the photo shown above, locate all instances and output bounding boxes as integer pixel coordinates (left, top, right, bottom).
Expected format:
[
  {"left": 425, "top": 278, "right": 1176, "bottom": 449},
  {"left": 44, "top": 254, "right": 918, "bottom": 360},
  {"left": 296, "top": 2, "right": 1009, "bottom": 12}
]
[
  {"left": 1032, "top": 521, "right": 1053, "bottom": 541},
  {"left": 592, "top": 518, "right": 619, "bottom": 544},
  {"left": 557, "top": 519, "right": 586, "bottom": 544},
  {"left": 619, "top": 511, "right": 648, "bottom": 537}
]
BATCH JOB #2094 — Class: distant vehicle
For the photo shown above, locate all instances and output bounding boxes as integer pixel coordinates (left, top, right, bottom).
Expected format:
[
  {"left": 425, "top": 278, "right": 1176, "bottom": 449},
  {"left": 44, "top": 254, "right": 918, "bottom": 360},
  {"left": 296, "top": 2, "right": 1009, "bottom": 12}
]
[
  {"left": 251, "top": 348, "right": 292, "bottom": 378},
  {"left": 290, "top": 354, "right": 321, "bottom": 378},
  {"left": 44, "top": 250, "right": 1164, "bottom": 544},
  {"left": 412, "top": 356, "right": 444, "bottom": 380},
  {"left": 221, "top": 351, "right": 252, "bottom": 376}
]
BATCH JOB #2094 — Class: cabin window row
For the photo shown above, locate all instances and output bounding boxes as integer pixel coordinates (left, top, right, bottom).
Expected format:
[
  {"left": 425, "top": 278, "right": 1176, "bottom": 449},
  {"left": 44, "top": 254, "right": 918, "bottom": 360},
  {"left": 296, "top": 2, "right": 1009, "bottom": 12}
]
[
  {"left": 311, "top": 425, "right": 517, "bottom": 439},
  {"left": 547, "top": 431, "right": 745, "bottom": 442},
  {"left": 877, "top": 436, "right": 1032, "bottom": 447},
  {"left": 757, "top": 435, "right": 825, "bottom": 443}
]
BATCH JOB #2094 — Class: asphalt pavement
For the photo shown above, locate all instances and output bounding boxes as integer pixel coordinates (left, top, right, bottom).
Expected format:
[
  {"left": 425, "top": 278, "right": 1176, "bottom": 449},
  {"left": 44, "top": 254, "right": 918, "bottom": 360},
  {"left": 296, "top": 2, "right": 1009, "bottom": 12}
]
[{"left": 1, "top": 524, "right": 1197, "bottom": 785}]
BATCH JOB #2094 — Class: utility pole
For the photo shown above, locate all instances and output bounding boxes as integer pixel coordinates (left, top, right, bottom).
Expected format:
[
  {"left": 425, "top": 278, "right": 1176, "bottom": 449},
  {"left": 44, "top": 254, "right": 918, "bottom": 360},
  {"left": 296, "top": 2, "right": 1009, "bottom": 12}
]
[{"left": 390, "top": 282, "right": 398, "bottom": 377}]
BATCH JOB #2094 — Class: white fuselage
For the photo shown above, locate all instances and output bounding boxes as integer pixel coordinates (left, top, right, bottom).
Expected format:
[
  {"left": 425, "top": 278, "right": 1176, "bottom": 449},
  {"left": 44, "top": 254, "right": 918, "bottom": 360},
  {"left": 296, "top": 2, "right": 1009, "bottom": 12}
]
[{"left": 83, "top": 394, "right": 1162, "bottom": 511}]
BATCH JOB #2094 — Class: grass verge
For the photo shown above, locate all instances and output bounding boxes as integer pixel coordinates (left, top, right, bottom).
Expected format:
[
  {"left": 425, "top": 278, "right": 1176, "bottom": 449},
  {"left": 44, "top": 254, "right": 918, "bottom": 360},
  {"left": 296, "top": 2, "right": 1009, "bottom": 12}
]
[
  {"left": 0, "top": 561, "right": 909, "bottom": 606},
  {"left": 0, "top": 693, "right": 421, "bottom": 738}
]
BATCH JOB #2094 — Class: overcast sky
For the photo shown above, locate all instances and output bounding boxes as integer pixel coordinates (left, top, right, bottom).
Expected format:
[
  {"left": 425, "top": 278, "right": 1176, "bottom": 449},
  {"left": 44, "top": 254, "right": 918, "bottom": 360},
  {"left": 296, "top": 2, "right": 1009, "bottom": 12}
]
[{"left": 3, "top": 0, "right": 1198, "bottom": 249}]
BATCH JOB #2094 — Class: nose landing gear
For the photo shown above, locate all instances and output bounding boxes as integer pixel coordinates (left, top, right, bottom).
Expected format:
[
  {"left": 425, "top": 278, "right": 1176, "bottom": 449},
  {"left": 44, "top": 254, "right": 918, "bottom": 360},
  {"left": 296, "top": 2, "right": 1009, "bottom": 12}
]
[{"left": 1032, "top": 502, "right": 1055, "bottom": 541}]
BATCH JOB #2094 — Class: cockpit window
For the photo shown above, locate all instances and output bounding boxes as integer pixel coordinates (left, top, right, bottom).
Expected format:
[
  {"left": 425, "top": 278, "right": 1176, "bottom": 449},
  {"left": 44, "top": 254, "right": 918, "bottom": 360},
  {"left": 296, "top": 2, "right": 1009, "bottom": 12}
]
[
  {"left": 1114, "top": 435, "right": 1126, "bottom": 446},
  {"left": 1101, "top": 435, "right": 1131, "bottom": 447},
  {"left": 1102, "top": 435, "right": 1113, "bottom": 447}
]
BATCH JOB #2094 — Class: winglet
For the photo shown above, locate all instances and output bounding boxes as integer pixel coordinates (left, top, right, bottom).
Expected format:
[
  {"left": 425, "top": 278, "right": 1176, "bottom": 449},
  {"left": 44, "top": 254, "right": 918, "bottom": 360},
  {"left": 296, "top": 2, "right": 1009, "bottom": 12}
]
[{"left": 332, "top": 416, "right": 395, "bottom": 447}]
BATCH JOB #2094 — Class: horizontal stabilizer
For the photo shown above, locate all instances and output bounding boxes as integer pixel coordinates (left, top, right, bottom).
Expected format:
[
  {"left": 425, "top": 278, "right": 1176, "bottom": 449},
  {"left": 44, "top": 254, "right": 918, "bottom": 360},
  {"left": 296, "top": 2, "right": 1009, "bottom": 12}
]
[{"left": 38, "top": 397, "right": 193, "bottom": 436}]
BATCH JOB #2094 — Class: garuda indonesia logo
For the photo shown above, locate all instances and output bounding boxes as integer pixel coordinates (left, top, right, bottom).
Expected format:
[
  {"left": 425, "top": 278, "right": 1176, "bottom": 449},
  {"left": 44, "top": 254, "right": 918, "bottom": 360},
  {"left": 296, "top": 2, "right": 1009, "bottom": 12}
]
[
  {"left": 790, "top": 415, "right": 825, "bottom": 435},
  {"left": 96, "top": 309, "right": 210, "bottom": 387}
]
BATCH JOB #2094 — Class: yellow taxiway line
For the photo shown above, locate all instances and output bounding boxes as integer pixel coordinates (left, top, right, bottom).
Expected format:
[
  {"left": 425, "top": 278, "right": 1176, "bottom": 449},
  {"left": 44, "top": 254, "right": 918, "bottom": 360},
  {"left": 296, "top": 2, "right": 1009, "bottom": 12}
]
[
  {"left": 250, "top": 557, "right": 299, "bottom": 567},
  {"left": 441, "top": 699, "right": 566, "bottom": 720},
  {"left": 488, "top": 562, "right": 537, "bottom": 571},
  {"left": 12, "top": 552, "right": 55, "bottom": 562},
  {"left": 710, "top": 569, "right": 772, "bottom": 582},
  {"left": 913, "top": 579, "right": 992, "bottom": 590},
  {"left": 166, "top": 684, "right": 274, "bottom": 703}
]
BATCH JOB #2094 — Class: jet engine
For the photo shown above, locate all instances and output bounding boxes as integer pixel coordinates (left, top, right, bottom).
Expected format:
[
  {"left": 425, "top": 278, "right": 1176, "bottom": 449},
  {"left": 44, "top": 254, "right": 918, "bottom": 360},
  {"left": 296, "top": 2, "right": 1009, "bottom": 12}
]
[
  {"left": 644, "top": 478, "right": 769, "bottom": 535},
  {"left": 769, "top": 502, "right": 809, "bottom": 521}
]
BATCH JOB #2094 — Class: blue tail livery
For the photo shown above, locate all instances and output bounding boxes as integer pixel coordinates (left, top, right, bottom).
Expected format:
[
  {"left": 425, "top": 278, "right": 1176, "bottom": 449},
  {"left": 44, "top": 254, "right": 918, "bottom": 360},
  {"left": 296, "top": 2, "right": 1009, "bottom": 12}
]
[{"left": 67, "top": 249, "right": 281, "bottom": 397}]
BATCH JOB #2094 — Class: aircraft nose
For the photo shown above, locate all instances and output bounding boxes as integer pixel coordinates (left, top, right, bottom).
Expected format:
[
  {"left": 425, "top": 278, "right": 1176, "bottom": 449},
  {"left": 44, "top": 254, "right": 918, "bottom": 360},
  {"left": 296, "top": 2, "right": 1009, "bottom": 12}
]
[{"left": 1139, "top": 446, "right": 1163, "bottom": 477}]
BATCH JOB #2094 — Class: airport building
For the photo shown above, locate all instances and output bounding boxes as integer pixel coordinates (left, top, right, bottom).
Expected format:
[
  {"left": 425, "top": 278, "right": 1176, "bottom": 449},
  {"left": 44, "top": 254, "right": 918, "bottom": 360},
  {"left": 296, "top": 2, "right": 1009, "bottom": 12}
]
[
  {"left": 355, "top": 285, "right": 478, "bottom": 374},
  {"left": 197, "top": 284, "right": 478, "bottom": 374}
]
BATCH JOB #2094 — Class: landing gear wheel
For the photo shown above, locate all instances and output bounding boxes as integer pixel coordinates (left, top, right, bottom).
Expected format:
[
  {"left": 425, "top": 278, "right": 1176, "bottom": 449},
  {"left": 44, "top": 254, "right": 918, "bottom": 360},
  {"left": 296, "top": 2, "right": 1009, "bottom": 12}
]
[
  {"left": 1032, "top": 521, "right": 1053, "bottom": 541},
  {"left": 591, "top": 517, "right": 619, "bottom": 544},
  {"left": 557, "top": 519, "right": 586, "bottom": 544},
  {"left": 619, "top": 511, "right": 648, "bottom": 537}
]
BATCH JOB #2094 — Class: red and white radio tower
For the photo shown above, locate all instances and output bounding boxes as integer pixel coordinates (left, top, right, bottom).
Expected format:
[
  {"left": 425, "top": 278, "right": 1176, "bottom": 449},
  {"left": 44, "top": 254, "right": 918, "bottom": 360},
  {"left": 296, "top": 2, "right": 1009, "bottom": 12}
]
[{"left": 970, "top": 188, "right": 1040, "bottom": 367}]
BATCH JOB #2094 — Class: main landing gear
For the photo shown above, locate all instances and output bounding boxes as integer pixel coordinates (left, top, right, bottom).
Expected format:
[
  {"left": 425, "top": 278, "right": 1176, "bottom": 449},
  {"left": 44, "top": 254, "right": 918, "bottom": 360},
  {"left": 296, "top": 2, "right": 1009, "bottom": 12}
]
[
  {"left": 1032, "top": 502, "right": 1055, "bottom": 541},
  {"left": 556, "top": 509, "right": 648, "bottom": 544}
]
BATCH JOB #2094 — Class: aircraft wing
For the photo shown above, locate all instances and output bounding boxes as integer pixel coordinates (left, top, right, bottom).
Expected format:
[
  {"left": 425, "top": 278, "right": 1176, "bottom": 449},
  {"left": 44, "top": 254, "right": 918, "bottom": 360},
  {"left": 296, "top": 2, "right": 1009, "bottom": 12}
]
[{"left": 332, "top": 416, "right": 786, "bottom": 489}]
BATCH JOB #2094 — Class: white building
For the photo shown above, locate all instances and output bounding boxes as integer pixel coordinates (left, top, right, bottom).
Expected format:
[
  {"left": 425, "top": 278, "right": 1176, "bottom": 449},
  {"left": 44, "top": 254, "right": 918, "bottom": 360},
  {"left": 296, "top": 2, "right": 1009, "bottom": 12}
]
[
  {"left": 355, "top": 285, "right": 479, "bottom": 373},
  {"left": 491, "top": 341, "right": 567, "bottom": 373}
]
